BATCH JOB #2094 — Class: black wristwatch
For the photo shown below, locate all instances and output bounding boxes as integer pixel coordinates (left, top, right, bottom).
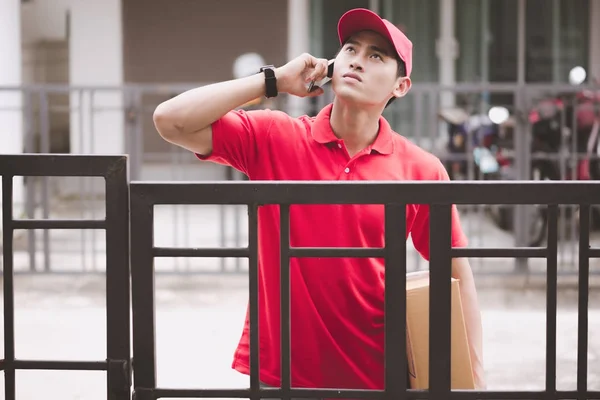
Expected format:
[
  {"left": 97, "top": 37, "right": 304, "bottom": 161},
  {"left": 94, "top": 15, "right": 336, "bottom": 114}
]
[{"left": 259, "top": 65, "right": 278, "bottom": 98}]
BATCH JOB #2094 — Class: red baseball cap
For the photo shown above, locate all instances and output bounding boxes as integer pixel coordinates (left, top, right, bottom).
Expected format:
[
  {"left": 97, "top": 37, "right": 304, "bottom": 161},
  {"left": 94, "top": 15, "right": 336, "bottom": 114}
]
[{"left": 337, "top": 8, "right": 413, "bottom": 78}]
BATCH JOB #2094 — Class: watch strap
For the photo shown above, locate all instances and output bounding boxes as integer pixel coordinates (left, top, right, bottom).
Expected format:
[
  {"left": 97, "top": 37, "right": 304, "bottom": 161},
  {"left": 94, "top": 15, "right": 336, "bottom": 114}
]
[{"left": 259, "top": 65, "right": 278, "bottom": 98}]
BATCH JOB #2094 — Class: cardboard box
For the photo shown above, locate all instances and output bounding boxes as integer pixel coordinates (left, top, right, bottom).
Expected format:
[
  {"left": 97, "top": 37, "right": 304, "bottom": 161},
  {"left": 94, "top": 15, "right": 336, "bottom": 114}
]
[{"left": 405, "top": 271, "right": 475, "bottom": 389}]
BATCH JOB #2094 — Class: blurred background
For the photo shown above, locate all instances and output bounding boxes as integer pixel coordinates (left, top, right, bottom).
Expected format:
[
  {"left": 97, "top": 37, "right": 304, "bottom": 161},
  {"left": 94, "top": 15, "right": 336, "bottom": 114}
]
[{"left": 0, "top": 0, "right": 599, "bottom": 398}]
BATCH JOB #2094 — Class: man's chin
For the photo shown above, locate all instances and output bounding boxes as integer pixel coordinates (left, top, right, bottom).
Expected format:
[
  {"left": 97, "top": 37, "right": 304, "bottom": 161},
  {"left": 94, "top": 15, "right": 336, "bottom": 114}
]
[{"left": 332, "top": 89, "right": 369, "bottom": 106}]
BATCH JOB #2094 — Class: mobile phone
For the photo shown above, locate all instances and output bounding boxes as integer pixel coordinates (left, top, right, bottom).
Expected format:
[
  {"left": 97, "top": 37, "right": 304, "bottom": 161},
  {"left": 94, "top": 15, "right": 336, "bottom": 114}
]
[{"left": 308, "top": 59, "right": 335, "bottom": 93}]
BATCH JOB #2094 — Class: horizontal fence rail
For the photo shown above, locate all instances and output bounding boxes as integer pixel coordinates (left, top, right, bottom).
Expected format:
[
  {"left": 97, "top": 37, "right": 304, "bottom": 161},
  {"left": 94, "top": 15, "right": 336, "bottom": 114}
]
[
  {"left": 0, "top": 154, "right": 131, "bottom": 400},
  {"left": 130, "top": 180, "right": 600, "bottom": 400}
]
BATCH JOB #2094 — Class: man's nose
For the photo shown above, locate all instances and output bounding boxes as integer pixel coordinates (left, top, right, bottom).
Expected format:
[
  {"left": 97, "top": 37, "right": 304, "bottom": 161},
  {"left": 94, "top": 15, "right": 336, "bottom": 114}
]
[{"left": 349, "top": 56, "right": 364, "bottom": 71}]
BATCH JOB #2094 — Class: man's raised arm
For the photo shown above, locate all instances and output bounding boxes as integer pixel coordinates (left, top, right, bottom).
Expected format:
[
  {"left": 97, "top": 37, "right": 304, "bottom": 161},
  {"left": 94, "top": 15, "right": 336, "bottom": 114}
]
[{"left": 152, "top": 54, "right": 330, "bottom": 155}]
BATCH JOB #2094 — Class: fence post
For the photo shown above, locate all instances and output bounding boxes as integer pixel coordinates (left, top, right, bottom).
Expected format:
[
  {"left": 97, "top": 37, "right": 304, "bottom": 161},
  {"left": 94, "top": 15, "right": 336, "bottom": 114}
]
[
  {"left": 513, "top": 0, "right": 531, "bottom": 271},
  {"left": 513, "top": 85, "right": 531, "bottom": 271}
]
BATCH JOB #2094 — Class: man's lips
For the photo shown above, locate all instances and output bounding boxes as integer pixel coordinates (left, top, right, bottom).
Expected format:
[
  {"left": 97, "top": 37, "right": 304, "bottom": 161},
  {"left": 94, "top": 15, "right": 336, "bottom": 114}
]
[{"left": 342, "top": 72, "right": 362, "bottom": 82}]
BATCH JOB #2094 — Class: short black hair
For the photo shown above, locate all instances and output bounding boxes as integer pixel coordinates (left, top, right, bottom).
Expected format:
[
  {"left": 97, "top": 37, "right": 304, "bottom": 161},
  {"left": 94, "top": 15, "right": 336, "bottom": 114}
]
[
  {"left": 336, "top": 39, "right": 407, "bottom": 108},
  {"left": 386, "top": 54, "right": 406, "bottom": 108}
]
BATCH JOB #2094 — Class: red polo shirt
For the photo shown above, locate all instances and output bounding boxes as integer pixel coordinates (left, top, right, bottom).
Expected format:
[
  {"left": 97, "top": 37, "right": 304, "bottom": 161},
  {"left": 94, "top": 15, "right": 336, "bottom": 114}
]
[{"left": 197, "top": 103, "right": 468, "bottom": 390}]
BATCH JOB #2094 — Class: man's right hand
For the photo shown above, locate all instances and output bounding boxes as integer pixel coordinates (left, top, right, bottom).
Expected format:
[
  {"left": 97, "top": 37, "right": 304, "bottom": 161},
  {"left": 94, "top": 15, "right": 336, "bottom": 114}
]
[{"left": 276, "top": 53, "right": 330, "bottom": 98}]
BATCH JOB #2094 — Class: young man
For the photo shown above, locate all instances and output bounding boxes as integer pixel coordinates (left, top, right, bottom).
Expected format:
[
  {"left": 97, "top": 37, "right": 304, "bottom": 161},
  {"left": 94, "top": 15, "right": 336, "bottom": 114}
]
[{"left": 154, "top": 7, "right": 485, "bottom": 393}]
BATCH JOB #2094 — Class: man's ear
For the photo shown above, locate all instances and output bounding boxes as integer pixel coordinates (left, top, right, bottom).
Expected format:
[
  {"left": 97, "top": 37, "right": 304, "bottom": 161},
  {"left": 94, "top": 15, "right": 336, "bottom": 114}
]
[{"left": 392, "top": 77, "right": 412, "bottom": 99}]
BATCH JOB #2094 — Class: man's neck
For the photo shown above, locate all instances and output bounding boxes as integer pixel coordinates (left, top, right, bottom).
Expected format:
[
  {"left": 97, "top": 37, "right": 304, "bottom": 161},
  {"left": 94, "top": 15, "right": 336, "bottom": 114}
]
[{"left": 329, "top": 98, "right": 382, "bottom": 157}]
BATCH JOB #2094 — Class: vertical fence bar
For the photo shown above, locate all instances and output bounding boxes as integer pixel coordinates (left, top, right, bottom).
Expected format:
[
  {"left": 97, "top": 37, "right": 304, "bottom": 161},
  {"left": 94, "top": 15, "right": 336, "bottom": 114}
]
[
  {"left": 279, "top": 204, "right": 291, "bottom": 400},
  {"left": 39, "top": 90, "right": 51, "bottom": 272},
  {"left": 234, "top": 203, "right": 241, "bottom": 272},
  {"left": 170, "top": 145, "right": 181, "bottom": 271},
  {"left": 131, "top": 186, "right": 158, "bottom": 391},
  {"left": 429, "top": 204, "right": 452, "bottom": 400},
  {"left": 105, "top": 157, "right": 132, "bottom": 400},
  {"left": 248, "top": 204, "right": 260, "bottom": 400},
  {"left": 23, "top": 91, "right": 37, "bottom": 271},
  {"left": 414, "top": 91, "right": 425, "bottom": 273},
  {"left": 428, "top": 87, "right": 438, "bottom": 151},
  {"left": 130, "top": 90, "right": 144, "bottom": 182},
  {"left": 514, "top": 0, "right": 529, "bottom": 272},
  {"left": 559, "top": 104, "right": 568, "bottom": 266},
  {"left": 384, "top": 204, "right": 407, "bottom": 398},
  {"left": 577, "top": 204, "right": 590, "bottom": 400},
  {"left": 413, "top": 89, "right": 423, "bottom": 148},
  {"left": 2, "top": 175, "right": 16, "bottom": 400},
  {"left": 513, "top": 88, "right": 529, "bottom": 272},
  {"left": 79, "top": 89, "right": 88, "bottom": 271},
  {"left": 89, "top": 90, "right": 98, "bottom": 272},
  {"left": 546, "top": 205, "right": 558, "bottom": 395},
  {"left": 570, "top": 101, "right": 579, "bottom": 266},
  {"left": 220, "top": 204, "right": 227, "bottom": 272}
]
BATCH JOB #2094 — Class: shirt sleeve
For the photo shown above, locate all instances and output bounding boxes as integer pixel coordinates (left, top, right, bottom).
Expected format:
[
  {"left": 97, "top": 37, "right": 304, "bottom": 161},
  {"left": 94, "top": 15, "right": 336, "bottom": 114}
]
[
  {"left": 409, "top": 159, "right": 469, "bottom": 262},
  {"left": 195, "top": 108, "right": 275, "bottom": 176}
]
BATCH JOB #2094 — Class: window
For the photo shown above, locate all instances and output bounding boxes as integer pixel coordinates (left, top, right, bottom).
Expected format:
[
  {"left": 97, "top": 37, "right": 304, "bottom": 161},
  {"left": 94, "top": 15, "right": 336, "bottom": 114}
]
[
  {"left": 456, "top": 0, "right": 590, "bottom": 83},
  {"left": 309, "top": 0, "right": 371, "bottom": 59},
  {"left": 526, "top": 0, "right": 589, "bottom": 83}
]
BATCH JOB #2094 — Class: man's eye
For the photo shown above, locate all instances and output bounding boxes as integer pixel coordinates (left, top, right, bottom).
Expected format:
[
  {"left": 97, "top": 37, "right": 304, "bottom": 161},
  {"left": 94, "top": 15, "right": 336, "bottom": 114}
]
[
  {"left": 345, "top": 46, "right": 354, "bottom": 52},
  {"left": 372, "top": 54, "right": 382, "bottom": 60}
]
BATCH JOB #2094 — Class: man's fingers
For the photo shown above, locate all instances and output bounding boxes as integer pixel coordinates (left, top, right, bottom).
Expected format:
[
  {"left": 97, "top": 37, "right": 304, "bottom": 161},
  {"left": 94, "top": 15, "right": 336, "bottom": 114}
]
[
  {"left": 306, "top": 86, "right": 324, "bottom": 97},
  {"left": 317, "top": 59, "right": 329, "bottom": 79},
  {"left": 309, "top": 58, "right": 328, "bottom": 81}
]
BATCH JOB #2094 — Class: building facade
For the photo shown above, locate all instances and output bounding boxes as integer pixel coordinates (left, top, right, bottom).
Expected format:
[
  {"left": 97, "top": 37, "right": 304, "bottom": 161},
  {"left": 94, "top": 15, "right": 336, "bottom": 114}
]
[{"left": 1, "top": 0, "right": 599, "bottom": 191}]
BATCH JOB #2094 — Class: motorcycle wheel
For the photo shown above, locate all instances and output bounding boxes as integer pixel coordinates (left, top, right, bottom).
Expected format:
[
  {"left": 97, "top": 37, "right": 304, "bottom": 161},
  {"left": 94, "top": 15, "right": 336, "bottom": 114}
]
[
  {"left": 525, "top": 163, "right": 556, "bottom": 247},
  {"left": 488, "top": 205, "right": 512, "bottom": 231},
  {"left": 526, "top": 205, "right": 548, "bottom": 247},
  {"left": 589, "top": 159, "right": 600, "bottom": 180}
]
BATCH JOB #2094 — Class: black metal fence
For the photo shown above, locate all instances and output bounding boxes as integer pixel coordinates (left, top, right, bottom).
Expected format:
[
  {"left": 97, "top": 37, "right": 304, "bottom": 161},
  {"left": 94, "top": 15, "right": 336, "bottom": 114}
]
[
  {"left": 130, "top": 180, "right": 600, "bottom": 400},
  {"left": 1, "top": 154, "right": 599, "bottom": 399},
  {"left": 0, "top": 154, "right": 131, "bottom": 400}
]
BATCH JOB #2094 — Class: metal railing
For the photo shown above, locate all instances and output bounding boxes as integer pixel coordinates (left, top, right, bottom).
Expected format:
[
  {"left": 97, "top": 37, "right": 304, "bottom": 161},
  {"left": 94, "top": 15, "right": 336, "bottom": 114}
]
[
  {"left": 0, "top": 154, "right": 131, "bottom": 400},
  {"left": 1, "top": 82, "right": 600, "bottom": 274},
  {"left": 130, "top": 179, "right": 600, "bottom": 400}
]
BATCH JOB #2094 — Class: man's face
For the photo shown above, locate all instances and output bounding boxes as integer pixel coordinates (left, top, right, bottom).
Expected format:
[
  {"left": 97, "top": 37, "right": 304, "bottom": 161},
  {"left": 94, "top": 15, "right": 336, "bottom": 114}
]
[{"left": 332, "top": 30, "right": 410, "bottom": 107}]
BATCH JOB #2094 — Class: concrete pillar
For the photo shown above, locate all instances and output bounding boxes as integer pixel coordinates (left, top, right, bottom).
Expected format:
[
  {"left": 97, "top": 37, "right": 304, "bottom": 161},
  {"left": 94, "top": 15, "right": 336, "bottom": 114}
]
[
  {"left": 437, "top": 0, "right": 457, "bottom": 108},
  {"left": 369, "top": 0, "right": 380, "bottom": 14},
  {"left": 590, "top": 0, "right": 600, "bottom": 82},
  {"left": 0, "top": 0, "right": 24, "bottom": 210},
  {"left": 69, "top": 0, "right": 124, "bottom": 154},
  {"left": 287, "top": 0, "right": 311, "bottom": 117}
]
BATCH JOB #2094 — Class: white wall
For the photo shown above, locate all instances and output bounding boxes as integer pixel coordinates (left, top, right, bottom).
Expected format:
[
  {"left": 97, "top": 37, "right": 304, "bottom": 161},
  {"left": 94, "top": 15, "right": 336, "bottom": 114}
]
[
  {"left": 20, "top": 0, "right": 70, "bottom": 85},
  {"left": 21, "top": 0, "right": 70, "bottom": 44},
  {"left": 20, "top": 0, "right": 124, "bottom": 155},
  {"left": 69, "top": 0, "right": 124, "bottom": 155},
  {"left": 1, "top": 0, "right": 24, "bottom": 207},
  {"left": 287, "top": 0, "right": 310, "bottom": 117}
]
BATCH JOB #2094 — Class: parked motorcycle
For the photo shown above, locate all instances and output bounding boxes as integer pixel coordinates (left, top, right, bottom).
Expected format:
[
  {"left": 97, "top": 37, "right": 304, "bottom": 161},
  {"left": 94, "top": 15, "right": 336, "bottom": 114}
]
[
  {"left": 438, "top": 102, "right": 547, "bottom": 246},
  {"left": 484, "top": 68, "right": 600, "bottom": 246},
  {"left": 438, "top": 106, "right": 503, "bottom": 181},
  {"left": 472, "top": 109, "right": 550, "bottom": 247}
]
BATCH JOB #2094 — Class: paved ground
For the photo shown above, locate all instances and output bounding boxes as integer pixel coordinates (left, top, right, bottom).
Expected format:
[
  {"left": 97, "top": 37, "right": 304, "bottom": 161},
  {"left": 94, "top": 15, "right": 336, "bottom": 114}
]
[{"left": 0, "top": 273, "right": 599, "bottom": 399}]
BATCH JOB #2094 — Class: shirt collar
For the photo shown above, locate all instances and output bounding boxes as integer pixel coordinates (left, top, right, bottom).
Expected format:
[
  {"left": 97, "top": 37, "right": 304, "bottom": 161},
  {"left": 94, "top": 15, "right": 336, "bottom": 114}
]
[{"left": 311, "top": 103, "right": 394, "bottom": 155}]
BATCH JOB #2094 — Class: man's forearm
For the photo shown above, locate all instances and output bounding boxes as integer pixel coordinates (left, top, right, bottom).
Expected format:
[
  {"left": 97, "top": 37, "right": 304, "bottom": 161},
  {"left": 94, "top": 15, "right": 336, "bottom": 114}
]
[
  {"left": 154, "top": 73, "right": 267, "bottom": 136},
  {"left": 451, "top": 258, "right": 486, "bottom": 389}
]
